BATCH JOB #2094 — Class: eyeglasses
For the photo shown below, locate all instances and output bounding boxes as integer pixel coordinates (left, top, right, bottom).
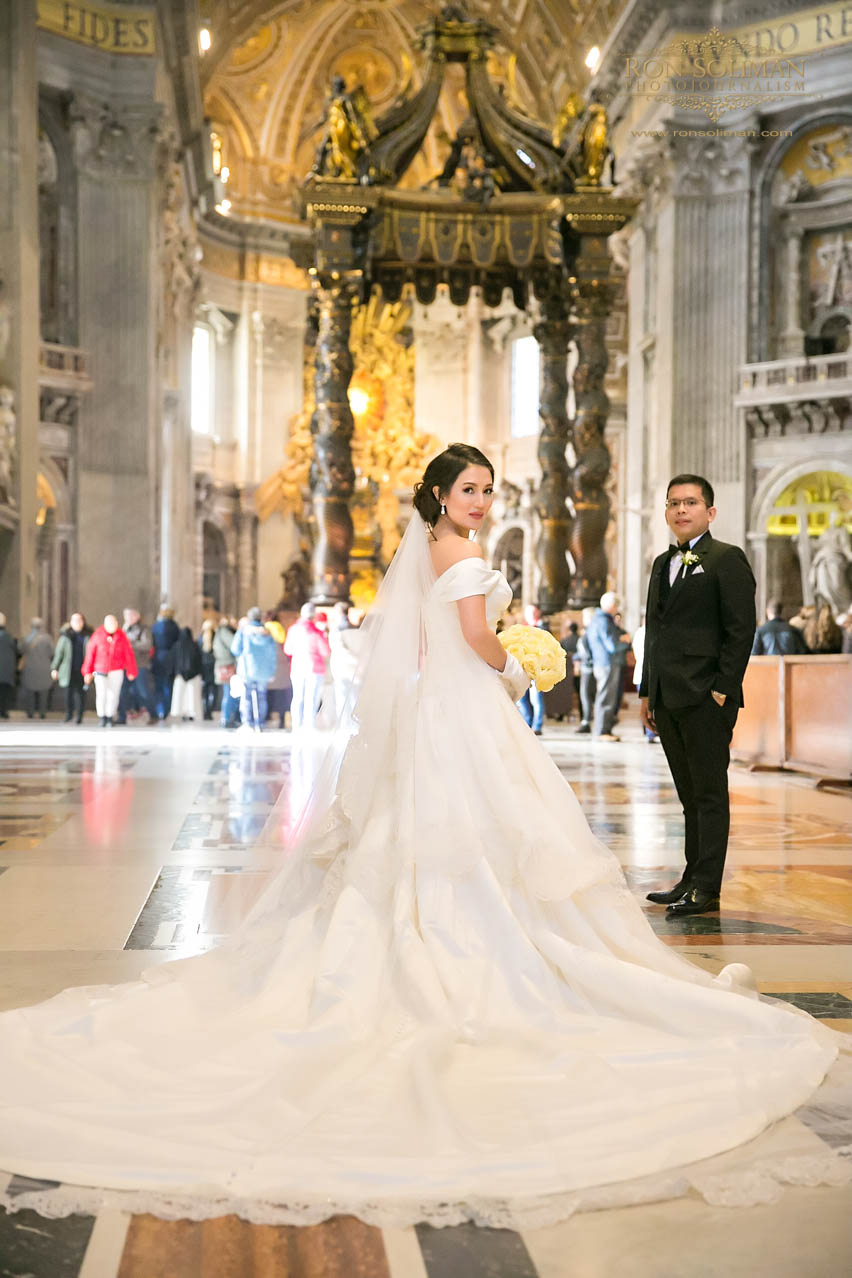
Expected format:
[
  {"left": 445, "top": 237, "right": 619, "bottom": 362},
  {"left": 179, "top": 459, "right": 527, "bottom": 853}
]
[{"left": 665, "top": 498, "right": 707, "bottom": 511}]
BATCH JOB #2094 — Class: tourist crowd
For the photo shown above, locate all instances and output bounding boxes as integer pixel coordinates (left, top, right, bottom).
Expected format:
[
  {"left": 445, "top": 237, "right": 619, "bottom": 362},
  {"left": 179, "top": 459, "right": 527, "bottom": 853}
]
[
  {"left": 0, "top": 601, "right": 366, "bottom": 731},
  {"left": 504, "top": 591, "right": 852, "bottom": 744},
  {"left": 0, "top": 591, "right": 848, "bottom": 735}
]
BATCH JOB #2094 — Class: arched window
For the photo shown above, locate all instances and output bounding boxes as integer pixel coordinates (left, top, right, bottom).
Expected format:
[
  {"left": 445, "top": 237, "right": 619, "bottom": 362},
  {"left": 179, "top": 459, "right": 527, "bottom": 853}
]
[{"left": 818, "top": 313, "right": 850, "bottom": 354}]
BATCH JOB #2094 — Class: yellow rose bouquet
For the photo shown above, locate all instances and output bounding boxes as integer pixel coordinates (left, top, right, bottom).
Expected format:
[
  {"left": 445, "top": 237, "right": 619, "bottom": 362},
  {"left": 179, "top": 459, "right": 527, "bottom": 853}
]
[{"left": 498, "top": 624, "right": 567, "bottom": 692}]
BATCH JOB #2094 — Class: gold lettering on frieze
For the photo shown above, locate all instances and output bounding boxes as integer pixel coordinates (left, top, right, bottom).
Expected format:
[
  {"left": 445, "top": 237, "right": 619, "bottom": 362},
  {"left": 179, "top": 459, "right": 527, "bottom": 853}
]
[
  {"left": 37, "top": 0, "right": 155, "bottom": 53},
  {"left": 564, "top": 212, "right": 622, "bottom": 222},
  {"left": 307, "top": 203, "right": 368, "bottom": 216}
]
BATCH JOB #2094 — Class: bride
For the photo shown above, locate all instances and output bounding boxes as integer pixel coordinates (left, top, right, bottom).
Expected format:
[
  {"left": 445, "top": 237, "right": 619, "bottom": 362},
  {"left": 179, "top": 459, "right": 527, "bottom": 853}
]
[{"left": 0, "top": 442, "right": 847, "bottom": 1228}]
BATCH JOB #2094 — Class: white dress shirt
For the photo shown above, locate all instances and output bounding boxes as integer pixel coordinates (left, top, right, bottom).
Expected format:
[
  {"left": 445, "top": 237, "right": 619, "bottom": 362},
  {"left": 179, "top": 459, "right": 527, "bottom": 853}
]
[{"left": 669, "top": 534, "right": 704, "bottom": 586}]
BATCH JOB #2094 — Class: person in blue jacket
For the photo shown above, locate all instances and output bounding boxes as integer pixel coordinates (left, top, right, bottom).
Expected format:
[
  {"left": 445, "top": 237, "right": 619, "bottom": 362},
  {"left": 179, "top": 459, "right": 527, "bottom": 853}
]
[
  {"left": 585, "top": 592, "right": 631, "bottom": 740},
  {"left": 231, "top": 607, "right": 278, "bottom": 732}
]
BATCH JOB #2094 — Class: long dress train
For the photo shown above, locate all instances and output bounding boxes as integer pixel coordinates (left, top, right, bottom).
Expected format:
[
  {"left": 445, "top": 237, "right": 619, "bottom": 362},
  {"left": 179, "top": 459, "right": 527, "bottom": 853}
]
[{"left": 0, "top": 517, "right": 848, "bottom": 1228}]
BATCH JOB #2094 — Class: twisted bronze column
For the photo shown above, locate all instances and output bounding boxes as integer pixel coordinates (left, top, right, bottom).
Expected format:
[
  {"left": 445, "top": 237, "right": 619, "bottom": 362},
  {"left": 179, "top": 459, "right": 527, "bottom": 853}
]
[
  {"left": 569, "top": 279, "right": 614, "bottom": 608},
  {"left": 533, "top": 289, "right": 574, "bottom": 614},
  {"left": 310, "top": 276, "right": 358, "bottom": 602}
]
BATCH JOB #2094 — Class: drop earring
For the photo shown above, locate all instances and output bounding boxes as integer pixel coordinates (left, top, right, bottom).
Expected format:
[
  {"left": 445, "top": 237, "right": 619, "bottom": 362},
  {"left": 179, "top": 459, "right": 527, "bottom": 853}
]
[{"left": 440, "top": 503, "right": 446, "bottom": 515}]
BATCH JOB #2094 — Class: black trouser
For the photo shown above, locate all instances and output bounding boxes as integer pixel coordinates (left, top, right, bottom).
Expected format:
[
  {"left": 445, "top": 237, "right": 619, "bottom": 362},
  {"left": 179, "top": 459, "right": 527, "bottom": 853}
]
[
  {"left": 202, "top": 679, "right": 217, "bottom": 720},
  {"left": 653, "top": 690, "right": 739, "bottom": 895},
  {"left": 65, "top": 673, "right": 86, "bottom": 722},
  {"left": 579, "top": 669, "right": 596, "bottom": 725},
  {"left": 592, "top": 663, "right": 622, "bottom": 735},
  {"left": 0, "top": 683, "right": 13, "bottom": 716},
  {"left": 25, "top": 689, "right": 49, "bottom": 717}
]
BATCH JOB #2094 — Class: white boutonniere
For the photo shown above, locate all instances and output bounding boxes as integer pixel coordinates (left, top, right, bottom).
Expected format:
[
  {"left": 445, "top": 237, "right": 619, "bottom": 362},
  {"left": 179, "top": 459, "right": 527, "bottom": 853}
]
[{"left": 680, "top": 549, "right": 701, "bottom": 579}]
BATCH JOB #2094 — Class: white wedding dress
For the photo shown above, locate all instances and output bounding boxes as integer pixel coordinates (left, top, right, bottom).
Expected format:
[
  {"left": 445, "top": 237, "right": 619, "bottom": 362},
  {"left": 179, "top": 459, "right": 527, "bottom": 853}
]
[{"left": 0, "top": 512, "right": 848, "bottom": 1228}]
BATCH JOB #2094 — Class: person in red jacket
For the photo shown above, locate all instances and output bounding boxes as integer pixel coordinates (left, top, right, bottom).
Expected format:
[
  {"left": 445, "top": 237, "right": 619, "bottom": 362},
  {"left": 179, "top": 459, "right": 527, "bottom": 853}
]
[
  {"left": 283, "top": 602, "right": 331, "bottom": 731},
  {"left": 81, "top": 614, "right": 138, "bottom": 727}
]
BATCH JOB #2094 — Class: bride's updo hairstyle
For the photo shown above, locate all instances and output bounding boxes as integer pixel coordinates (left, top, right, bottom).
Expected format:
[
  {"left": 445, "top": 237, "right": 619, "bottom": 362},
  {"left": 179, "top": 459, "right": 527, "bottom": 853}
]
[{"left": 412, "top": 443, "right": 495, "bottom": 525}]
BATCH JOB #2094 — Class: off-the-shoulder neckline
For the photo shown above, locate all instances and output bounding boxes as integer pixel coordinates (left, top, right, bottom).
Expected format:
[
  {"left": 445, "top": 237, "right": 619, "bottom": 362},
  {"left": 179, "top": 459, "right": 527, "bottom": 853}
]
[{"left": 431, "top": 556, "right": 495, "bottom": 585}]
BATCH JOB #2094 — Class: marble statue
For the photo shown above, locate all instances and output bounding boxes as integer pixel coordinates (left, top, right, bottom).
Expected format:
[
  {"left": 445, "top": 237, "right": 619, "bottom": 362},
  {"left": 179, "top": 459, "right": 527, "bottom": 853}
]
[
  {"left": 809, "top": 516, "right": 852, "bottom": 615},
  {"left": 0, "top": 385, "right": 17, "bottom": 507}
]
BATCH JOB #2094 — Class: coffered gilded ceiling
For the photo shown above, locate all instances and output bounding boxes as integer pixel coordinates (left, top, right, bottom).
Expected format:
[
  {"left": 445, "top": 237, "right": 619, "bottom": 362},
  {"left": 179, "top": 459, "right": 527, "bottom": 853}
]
[{"left": 198, "top": 0, "right": 627, "bottom": 228}]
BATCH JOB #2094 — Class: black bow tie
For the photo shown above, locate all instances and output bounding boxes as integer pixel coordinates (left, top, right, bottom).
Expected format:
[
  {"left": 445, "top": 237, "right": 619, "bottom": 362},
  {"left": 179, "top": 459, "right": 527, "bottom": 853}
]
[{"left": 669, "top": 541, "right": 692, "bottom": 556}]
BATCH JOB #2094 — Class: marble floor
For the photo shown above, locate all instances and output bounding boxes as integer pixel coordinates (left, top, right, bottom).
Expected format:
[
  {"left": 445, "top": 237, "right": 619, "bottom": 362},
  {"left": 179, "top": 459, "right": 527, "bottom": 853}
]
[{"left": 0, "top": 714, "right": 850, "bottom": 1276}]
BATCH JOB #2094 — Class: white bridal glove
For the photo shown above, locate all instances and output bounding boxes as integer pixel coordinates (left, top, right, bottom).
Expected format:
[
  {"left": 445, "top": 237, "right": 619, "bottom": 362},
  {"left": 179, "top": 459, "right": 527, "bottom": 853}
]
[{"left": 498, "top": 651, "right": 531, "bottom": 703}]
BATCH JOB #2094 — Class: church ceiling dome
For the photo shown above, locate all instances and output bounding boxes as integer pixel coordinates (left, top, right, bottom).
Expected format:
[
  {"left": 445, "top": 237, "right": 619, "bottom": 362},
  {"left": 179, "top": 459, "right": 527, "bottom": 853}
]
[{"left": 198, "top": 0, "right": 624, "bottom": 227}]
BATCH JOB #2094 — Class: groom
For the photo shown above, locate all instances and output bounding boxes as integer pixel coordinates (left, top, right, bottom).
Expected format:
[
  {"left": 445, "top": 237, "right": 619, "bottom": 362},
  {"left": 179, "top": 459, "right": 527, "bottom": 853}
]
[{"left": 639, "top": 474, "right": 756, "bottom": 917}]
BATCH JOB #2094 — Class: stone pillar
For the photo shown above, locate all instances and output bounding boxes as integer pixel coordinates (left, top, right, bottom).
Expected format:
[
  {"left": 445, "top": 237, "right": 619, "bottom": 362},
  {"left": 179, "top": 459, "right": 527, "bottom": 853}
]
[
  {"left": 466, "top": 290, "right": 486, "bottom": 453},
  {"left": 794, "top": 491, "right": 815, "bottom": 606},
  {"left": 623, "top": 226, "right": 651, "bottom": 629},
  {"left": 667, "top": 133, "right": 751, "bottom": 543},
  {"left": 748, "top": 531, "right": 768, "bottom": 619},
  {"left": 778, "top": 225, "right": 805, "bottom": 358},
  {"left": 612, "top": 139, "right": 674, "bottom": 620},
  {"left": 0, "top": 0, "right": 39, "bottom": 633},
  {"left": 568, "top": 277, "right": 616, "bottom": 608},
  {"left": 69, "top": 95, "right": 164, "bottom": 622},
  {"left": 532, "top": 289, "right": 573, "bottom": 614},
  {"left": 250, "top": 296, "right": 307, "bottom": 609},
  {"left": 310, "top": 276, "right": 358, "bottom": 604},
  {"left": 249, "top": 308, "right": 264, "bottom": 484},
  {"left": 193, "top": 478, "right": 206, "bottom": 627},
  {"left": 159, "top": 389, "right": 179, "bottom": 608},
  {"left": 237, "top": 489, "right": 259, "bottom": 614}
]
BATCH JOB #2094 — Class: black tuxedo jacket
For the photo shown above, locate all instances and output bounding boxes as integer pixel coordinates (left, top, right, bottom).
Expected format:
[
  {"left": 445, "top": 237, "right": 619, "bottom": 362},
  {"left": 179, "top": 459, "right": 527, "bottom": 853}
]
[{"left": 638, "top": 531, "right": 756, "bottom": 711}]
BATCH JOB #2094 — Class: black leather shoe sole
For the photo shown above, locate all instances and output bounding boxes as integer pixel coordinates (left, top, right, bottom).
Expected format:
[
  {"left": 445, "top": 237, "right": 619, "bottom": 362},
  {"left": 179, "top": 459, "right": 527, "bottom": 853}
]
[
  {"left": 646, "top": 886, "right": 685, "bottom": 905},
  {"left": 666, "top": 896, "right": 721, "bottom": 917}
]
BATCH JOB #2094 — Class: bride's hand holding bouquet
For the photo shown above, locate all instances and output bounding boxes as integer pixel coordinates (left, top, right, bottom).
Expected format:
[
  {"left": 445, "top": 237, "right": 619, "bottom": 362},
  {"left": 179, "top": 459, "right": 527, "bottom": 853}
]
[{"left": 497, "top": 623, "right": 567, "bottom": 700}]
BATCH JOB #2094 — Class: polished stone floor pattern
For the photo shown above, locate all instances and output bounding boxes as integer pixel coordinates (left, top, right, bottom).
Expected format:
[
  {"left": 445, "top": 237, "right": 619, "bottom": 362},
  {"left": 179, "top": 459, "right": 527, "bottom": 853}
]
[{"left": 0, "top": 718, "right": 850, "bottom": 1276}]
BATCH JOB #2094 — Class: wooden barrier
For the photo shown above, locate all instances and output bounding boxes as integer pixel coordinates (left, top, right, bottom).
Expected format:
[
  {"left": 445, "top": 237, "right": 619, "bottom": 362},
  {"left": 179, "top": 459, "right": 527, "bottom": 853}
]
[{"left": 732, "top": 655, "right": 852, "bottom": 784}]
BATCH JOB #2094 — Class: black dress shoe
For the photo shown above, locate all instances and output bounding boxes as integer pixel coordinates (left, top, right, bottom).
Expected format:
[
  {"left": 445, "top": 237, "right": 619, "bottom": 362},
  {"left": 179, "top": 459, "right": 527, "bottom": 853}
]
[
  {"left": 646, "top": 882, "right": 686, "bottom": 906},
  {"left": 666, "top": 887, "right": 721, "bottom": 917}
]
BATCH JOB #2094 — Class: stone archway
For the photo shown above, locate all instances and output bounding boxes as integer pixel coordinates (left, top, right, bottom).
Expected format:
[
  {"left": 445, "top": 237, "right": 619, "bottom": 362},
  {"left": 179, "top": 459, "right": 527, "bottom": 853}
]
[
  {"left": 748, "top": 459, "right": 852, "bottom": 614},
  {"left": 752, "top": 108, "right": 852, "bottom": 361},
  {"left": 806, "top": 306, "right": 852, "bottom": 357}
]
